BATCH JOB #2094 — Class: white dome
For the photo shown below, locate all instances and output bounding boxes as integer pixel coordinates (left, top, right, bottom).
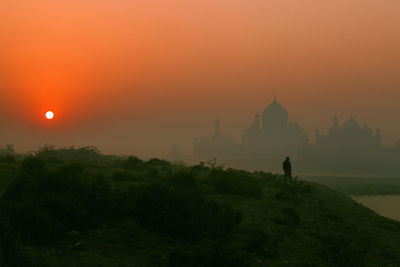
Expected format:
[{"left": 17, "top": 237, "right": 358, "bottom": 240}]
[{"left": 262, "top": 100, "right": 288, "bottom": 130}]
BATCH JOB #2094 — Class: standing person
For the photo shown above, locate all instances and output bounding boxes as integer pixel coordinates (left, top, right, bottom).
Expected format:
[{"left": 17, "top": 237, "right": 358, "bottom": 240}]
[{"left": 283, "top": 156, "right": 292, "bottom": 180}]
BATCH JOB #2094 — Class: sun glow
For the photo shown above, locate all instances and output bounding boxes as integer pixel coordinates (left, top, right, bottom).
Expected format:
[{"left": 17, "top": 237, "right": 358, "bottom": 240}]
[{"left": 45, "top": 111, "right": 54, "bottom": 120}]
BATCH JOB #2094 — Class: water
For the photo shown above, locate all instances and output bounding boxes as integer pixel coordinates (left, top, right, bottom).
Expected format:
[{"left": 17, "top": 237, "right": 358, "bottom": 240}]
[{"left": 352, "top": 195, "right": 400, "bottom": 221}]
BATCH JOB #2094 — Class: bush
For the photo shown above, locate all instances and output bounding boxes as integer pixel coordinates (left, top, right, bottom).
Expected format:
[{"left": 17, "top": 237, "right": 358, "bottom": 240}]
[
  {"left": 145, "top": 158, "right": 171, "bottom": 167},
  {"left": 113, "top": 170, "right": 142, "bottom": 181},
  {"left": 118, "top": 220, "right": 144, "bottom": 247},
  {"left": 244, "top": 229, "right": 267, "bottom": 255},
  {"left": 275, "top": 176, "right": 314, "bottom": 203},
  {"left": 21, "top": 157, "right": 46, "bottom": 176},
  {"left": 208, "top": 169, "right": 262, "bottom": 198},
  {"left": 169, "top": 240, "right": 249, "bottom": 267},
  {"left": 124, "top": 156, "right": 144, "bottom": 170},
  {"left": 275, "top": 208, "right": 300, "bottom": 227},
  {"left": 1, "top": 156, "right": 243, "bottom": 252},
  {"left": 1, "top": 201, "right": 65, "bottom": 244},
  {"left": 0, "top": 211, "right": 32, "bottom": 266},
  {"left": 134, "top": 184, "right": 242, "bottom": 241},
  {"left": 191, "top": 163, "right": 210, "bottom": 172},
  {"left": 319, "top": 233, "right": 364, "bottom": 267},
  {"left": 275, "top": 190, "right": 299, "bottom": 203},
  {"left": 170, "top": 171, "right": 198, "bottom": 188},
  {"left": 243, "top": 228, "right": 278, "bottom": 258},
  {"left": 0, "top": 154, "right": 17, "bottom": 164},
  {"left": 35, "top": 145, "right": 101, "bottom": 163},
  {"left": 2, "top": 162, "right": 117, "bottom": 244}
]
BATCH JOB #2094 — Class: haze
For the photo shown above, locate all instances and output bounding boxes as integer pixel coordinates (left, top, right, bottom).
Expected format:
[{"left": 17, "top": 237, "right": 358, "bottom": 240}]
[{"left": 1, "top": 0, "right": 399, "bottom": 157}]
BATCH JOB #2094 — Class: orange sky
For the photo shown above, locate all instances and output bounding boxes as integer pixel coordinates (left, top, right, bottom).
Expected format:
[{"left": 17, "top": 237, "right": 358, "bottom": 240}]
[{"left": 0, "top": 0, "right": 399, "bottom": 155}]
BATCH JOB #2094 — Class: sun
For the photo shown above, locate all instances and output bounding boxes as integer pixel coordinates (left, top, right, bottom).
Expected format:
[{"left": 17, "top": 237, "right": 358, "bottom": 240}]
[{"left": 45, "top": 111, "right": 54, "bottom": 120}]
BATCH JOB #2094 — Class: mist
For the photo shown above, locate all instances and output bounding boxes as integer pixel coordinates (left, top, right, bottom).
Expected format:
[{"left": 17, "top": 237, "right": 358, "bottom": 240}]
[
  {"left": 3, "top": 1, "right": 400, "bottom": 266},
  {"left": 0, "top": 0, "right": 400, "bottom": 158}
]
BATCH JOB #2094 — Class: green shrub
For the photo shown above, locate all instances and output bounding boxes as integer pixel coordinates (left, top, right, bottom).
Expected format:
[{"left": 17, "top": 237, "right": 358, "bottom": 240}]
[
  {"left": 244, "top": 229, "right": 268, "bottom": 256},
  {"left": 170, "top": 171, "right": 198, "bottom": 188},
  {"left": 113, "top": 170, "right": 142, "bottom": 181},
  {"left": 118, "top": 220, "right": 144, "bottom": 247},
  {"left": 35, "top": 145, "right": 101, "bottom": 163},
  {"left": 145, "top": 158, "right": 171, "bottom": 167},
  {"left": 208, "top": 169, "right": 262, "bottom": 198},
  {"left": 191, "top": 163, "right": 210, "bottom": 172},
  {"left": 134, "top": 184, "right": 242, "bottom": 241},
  {"left": 147, "top": 167, "right": 159, "bottom": 176},
  {"left": 319, "top": 233, "right": 364, "bottom": 267},
  {"left": 21, "top": 157, "right": 46, "bottom": 176},
  {"left": 2, "top": 163, "right": 117, "bottom": 244},
  {"left": 1, "top": 201, "right": 65, "bottom": 244},
  {"left": 275, "top": 176, "right": 314, "bottom": 203},
  {"left": 123, "top": 156, "right": 144, "bottom": 170},
  {"left": 275, "top": 208, "right": 300, "bottom": 227},
  {"left": 0, "top": 211, "right": 32, "bottom": 266},
  {"left": 0, "top": 154, "right": 17, "bottom": 164},
  {"left": 169, "top": 240, "right": 249, "bottom": 267}
]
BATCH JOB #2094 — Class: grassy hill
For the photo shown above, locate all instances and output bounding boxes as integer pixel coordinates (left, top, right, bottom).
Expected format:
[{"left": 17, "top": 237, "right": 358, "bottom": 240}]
[
  {"left": 301, "top": 175, "right": 400, "bottom": 195},
  {"left": 1, "top": 147, "right": 400, "bottom": 266}
]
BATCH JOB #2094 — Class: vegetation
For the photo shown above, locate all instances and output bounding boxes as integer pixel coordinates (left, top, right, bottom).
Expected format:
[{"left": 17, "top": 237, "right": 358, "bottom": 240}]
[
  {"left": 0, "top": 146, "right": 400, "bottom": 266},
  {"left": 302, "top": 175, "right": 400, "bottom": 195}
]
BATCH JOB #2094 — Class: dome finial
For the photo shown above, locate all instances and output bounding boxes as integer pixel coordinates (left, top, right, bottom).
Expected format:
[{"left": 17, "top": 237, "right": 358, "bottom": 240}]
[{"left": 274, "top": 93, "right": 277, "bottom": 103}]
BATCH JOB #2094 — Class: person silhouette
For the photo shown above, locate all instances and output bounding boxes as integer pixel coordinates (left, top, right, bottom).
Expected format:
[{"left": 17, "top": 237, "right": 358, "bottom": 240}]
[{"left": 283, "top": 156, "right": 292, "bottom": 180}]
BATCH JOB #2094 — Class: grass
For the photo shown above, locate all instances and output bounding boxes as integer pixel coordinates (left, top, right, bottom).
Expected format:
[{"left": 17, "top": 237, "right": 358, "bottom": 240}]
[
  {"left": 301, "top": 175, "right": 400, "bottom": 195},
  {"left": 1, "top": 148, "right": 400, "bottom": 266}
]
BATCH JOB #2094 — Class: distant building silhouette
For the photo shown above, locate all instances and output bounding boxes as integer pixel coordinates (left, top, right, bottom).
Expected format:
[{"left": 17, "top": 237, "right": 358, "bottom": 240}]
[
  {"left": 193, "top": 119, "right": 237, "bottom": 159},
  {"left": 194, "top": 98, "right": 307, "bottom": 171},
  {"left": 298, "top": 115, "right": 385, "bottom": 174},
  {"left": 315, "top": 115, "right": 381, "bottom": 149},
  {"left": 242, "top": 97, "right": 308, "bottom": 159},
  {"left": 191, "top": 97, "right": 400, "bottom": 174}
]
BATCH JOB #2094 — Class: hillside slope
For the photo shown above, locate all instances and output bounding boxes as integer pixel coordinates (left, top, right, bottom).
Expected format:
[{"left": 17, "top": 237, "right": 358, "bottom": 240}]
[{"left": 0, "top": 150, "right": 400, "bottom": 266}]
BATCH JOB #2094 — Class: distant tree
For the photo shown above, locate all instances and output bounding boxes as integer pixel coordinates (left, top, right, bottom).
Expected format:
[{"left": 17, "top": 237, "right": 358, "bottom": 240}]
[
  {"left": 5, "top": 144, "right": 14, "bottom": 154},
  {"left": 206, "top": 157, "right": 225, "bottom": 170},
  {"left": 124, "top": 156, "right": 144, "bottom": 170},
  {"left": 21, "top": 157, "right": 46, "bottom": 176},
  {"left": 145, "top": 158, "right": 171, "bottom": 167}
]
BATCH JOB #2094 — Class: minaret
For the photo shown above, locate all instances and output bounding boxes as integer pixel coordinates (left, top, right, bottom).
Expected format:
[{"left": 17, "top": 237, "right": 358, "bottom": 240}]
[
  {"left": 315, "top": 128, "right": 321, "bottom": 143},
  {"left": 333, "top": 116, "right": 339, "bottom": 127},
  {"left": 376, "top": 129, "right": 381, "bottom": 146},
  {"left": 249, "top": 113, "right": 260, "bottom": 131},
  {"left": 331, "top": 116, "right": 340, "bottom": 131},
  {"left": 213, "top": 118, "right": 223, "bottom": 143},
  {"left": 215, "top": 118, "right": 220, "bottom": 134}
]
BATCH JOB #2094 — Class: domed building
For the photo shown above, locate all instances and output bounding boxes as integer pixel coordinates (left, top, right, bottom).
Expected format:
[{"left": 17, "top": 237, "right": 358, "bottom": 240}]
[
  {"left": 242, "top": 97, "right": 308, "bottom": 163},
  {"left": 191, "top": 97, "right": 400, "bottom": 174},
  {"left": 315, "top": 115, "right": 381, "bottom": 149},
  {"left": 298, "top": 115, "right": 384, "bottom": 174},
  {"left": 191, "top": 98, "right": 400, "bottom": 174},
  {"left": 261, "top": 97, "right": 289, "bottom": 131},
  {"left": 193, "top": 119, "right": 237, "bottom": 160},
  {"left": 193, "top": 97, "right": 308, "bottom": 170}
]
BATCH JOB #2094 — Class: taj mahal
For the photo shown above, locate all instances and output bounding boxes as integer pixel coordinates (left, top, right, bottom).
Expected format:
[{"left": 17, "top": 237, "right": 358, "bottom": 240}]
[
  {"left": 193, "top": 97, "right": 309, "bottom": 170},
  {"left": 165, "top": 97, "right": 400, "bottom": 175},
  {"left": 167, "top": 97, "right": 399, "bottom": 174}
]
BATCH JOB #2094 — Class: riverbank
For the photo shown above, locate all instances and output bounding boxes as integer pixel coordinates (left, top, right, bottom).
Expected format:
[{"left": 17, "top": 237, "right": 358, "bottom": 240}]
[{"left": 300, "top": 175, "right": 400, "bottom": 195}]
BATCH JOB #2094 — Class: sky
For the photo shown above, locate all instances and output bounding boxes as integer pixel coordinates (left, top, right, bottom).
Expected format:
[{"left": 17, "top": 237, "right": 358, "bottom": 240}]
[{"left": 0, "top": 0, "right": 399, "bottom": 156}]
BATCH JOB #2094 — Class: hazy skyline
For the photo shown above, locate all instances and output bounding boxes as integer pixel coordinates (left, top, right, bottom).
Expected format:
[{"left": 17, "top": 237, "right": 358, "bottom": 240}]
[{"left": 1, "top": 0, "right": 399, "bottom": 156}]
